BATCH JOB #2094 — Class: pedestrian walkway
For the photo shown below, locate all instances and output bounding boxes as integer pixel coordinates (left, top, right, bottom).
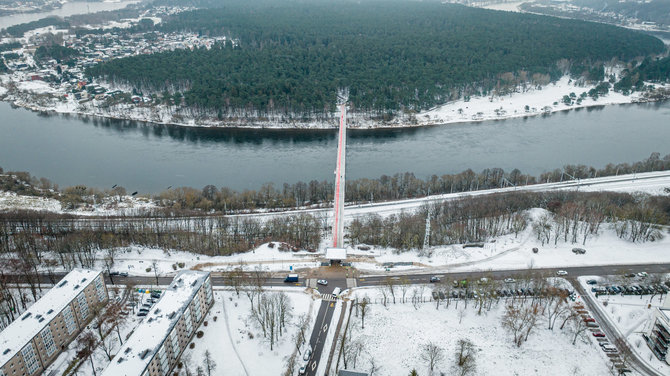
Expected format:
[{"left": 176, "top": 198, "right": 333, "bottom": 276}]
[
  {"left": 320, "top": 294, "right": 337, "bottom": 301},
  {"left": 346, "top": 278, "right": 357, "bottom": 288}
]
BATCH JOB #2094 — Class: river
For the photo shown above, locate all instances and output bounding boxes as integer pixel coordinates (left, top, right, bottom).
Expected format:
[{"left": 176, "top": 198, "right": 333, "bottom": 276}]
[
  {"left": 1, "top": 101, "right": 669, "bottom": 193},
  {"left": 0, "top": 0, "right": 142, "bottom": 30}
]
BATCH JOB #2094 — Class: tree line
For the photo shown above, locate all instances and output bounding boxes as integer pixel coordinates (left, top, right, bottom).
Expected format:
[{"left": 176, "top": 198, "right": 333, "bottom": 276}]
[
  {"left": 85, "top": 0, "right": 664, "bottom": 118},
  {"left": 2, "top": 152, "right": 670, "bottom": 213},
  {"left": 349, "top": 190, "right": 670, "bottom": 250}
]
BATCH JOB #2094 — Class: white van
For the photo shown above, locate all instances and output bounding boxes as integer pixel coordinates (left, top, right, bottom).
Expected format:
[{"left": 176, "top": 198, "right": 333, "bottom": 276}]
[{"left": 332, "top": 287, "right": 341, "bottom": 297}]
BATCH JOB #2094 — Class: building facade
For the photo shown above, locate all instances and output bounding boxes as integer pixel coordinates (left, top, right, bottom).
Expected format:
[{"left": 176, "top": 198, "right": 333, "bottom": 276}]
[
  {"left": 101, "top": 271, "right": 213, "bottom": 376},
  {"left": 644, "top": 294, "right": 670, "bottom": 365},
  {"left": 0, "top": 269, "right": 108, "bottom": 376}
]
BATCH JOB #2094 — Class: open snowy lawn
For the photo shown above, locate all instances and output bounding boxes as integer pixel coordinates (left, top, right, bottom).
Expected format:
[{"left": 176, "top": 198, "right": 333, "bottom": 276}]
[
  {"left": 345, "top": 287, "right": 613, "bottom": 376},
  {"left": 579, "top": 277, "right": 670, "bottom": 375},
  {"left": 182, "top": 289, "right": 319, "bottom": 376}
]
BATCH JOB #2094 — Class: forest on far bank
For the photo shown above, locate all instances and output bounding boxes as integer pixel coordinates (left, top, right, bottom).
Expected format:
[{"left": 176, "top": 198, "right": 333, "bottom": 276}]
[{"left": 85, "top": 0, "right": 665, "bottom": 118}]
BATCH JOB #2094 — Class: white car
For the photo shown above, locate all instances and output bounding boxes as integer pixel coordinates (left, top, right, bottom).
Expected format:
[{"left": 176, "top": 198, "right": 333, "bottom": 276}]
[
  {"left": 636, "top": 272, "right": 648, "bottom": 278},
  {"left": 317, "top": 279, "right": 328, "bottom": 286},
  {"left": 556, "top": 270, "right": 568, "bottom": 276},
  {"left": 504, "top": 278, "right": 515, "bottom": 283}
]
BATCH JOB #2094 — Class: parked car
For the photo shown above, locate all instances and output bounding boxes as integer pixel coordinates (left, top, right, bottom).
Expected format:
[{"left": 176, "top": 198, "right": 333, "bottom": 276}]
[
  {"left": 317, "top": 279, "right": 328, "bottom": 286},
  {"left": 586, "top": 279, "right": 597, "bottom": 285},
  {"left": 556, "top": 270, "right": 568, "bottom": 276},
  {"left": 109, "top": 271, "right": 120, "bottom": 276},
  {"left": 119, "top": 272, "right": 129, "bottom": 277},
  {"left": 592, "top": 332, "right": 606, "bottom": 338},
  {"left": 504, "top": 278, "right": 515, "bottom": 284},
  {"left": 430, "top": 276, "right": 441, "bottom": 283},
  {"left": 303, "top": 346, "right": 312, "bottom": 361},
  {"left": 572, "top": 248, "right": 586, "bottom": 254},
  {"left": 636, "top": 272, "right": 648, "bottom": 278},
  {"left": 583, "top": 317, "right": 596, "bottom": 323},
  {"left": 137, "top": 312, "right": 147, "bottom": 317}
]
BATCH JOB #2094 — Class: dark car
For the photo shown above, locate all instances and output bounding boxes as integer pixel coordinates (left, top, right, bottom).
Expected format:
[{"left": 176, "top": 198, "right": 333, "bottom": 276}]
[
  {"left": 430, "top": 276, "right": 441, "bottom": 283},
  {"left": 586, "top": 279, "right": 597, "bottom": 285}
]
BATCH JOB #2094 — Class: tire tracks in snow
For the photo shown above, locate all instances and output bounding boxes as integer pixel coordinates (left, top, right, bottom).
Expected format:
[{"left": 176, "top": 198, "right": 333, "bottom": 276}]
[{"left": 221, "top": 298, "right": 250, "bottom": 376}]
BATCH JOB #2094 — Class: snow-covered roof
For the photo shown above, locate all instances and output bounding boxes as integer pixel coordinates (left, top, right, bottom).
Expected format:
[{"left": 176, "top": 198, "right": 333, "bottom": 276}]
[
  {"left": 101, "top": 271, "right": 210, "bottom": 376},
  {"left": 0, "top": 269, "right": 102, "bottom": 365},
  {"left": 325, "top": 247, "right": 347, "bottom": 260}
]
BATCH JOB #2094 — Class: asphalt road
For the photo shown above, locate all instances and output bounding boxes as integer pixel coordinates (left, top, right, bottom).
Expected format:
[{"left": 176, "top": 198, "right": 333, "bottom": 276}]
[
  {"left": 357, "top": 263, "right": 670, "bottom": 286},
  {"left": 303, "top": 300, "right": 337, "bottom": 376}
]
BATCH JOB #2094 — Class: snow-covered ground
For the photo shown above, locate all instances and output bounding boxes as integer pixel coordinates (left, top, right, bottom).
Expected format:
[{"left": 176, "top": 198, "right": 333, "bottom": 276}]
[
  {"left": 182, "top": 289, "right": 319, "bottom": 376},
  {"left": 419, "top": 76, "right": 667, "bottom": 129},
  {"left": 353, "top": 207, "right": 670, "bottom": 275},
  {"left": 579, "top": 276, "right": 670, "bottom": 375},
  {"left": 93, "top": 245, "right": 320, "bottom": 277},
  {"left": 1, "top": 72, "right": 668, "bottom": 129},
  {"left": 0, "top": 189, "right": 157, "bottom": 215},
  {"left": 344, "top": 285, "right": 615, "bottom": 375}
]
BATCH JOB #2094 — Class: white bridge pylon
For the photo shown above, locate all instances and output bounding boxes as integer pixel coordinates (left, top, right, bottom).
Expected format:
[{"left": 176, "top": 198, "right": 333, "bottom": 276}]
[{"left": 332, "top": 93, "right": 347, "bottom": 249}]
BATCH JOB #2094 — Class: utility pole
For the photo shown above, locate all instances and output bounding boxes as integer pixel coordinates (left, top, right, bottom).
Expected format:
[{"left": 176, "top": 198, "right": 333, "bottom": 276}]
[{"left": 423, "top": 210, "right": 431, "bottom": 250}]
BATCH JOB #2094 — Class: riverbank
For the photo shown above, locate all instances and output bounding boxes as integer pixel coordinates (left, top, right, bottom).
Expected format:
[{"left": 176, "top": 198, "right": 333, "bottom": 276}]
[{"left": 1, "top": 73, "right": 669, "bottom": 130}]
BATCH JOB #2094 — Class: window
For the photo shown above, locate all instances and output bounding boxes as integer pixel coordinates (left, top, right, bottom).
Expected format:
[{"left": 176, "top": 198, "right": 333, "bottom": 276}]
[
  {"left": 62, "top": 306, "right": 76, "bottom": 334},
  {"left": 21, "top": 343, "right": 39, "bottom": 375},
  {"left": 204, "top": 278, "right": 213, "bottom": 304},
  {"left": 193, "top": 298, "right": 202, "bottom": 322},
  {"left": 158, "top": 345, "right": 169, "bottom": 375},
  {"left": 183, "top": 308, "right": 193, "bottom": 335},
  {"left": 40, "top": 327, "right": 56, "bottom": 357},
  {"left": 94, "top": 276, "right": 106, "bottom": 302},
  {"left": 170, "top": 330, "right": 180, "bottom": 359},
  {"left": 77, "top": 293, "right": 89, "bottom": 320}
]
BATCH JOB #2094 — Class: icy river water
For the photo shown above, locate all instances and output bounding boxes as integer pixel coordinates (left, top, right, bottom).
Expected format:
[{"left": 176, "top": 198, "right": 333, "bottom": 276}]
[{"left": 1, "top": 101, "right": 670, "bottom": 193}]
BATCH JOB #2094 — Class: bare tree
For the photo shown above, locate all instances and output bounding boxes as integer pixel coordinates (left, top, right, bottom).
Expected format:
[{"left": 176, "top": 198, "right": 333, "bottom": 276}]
[
  {"left": 501, "top": 302, "right": 540, "bottom": 347},
  {"left": 567, "top": 310, "right": 589, "bottom": 345},
  {"left": 454, "top": 339, "right": 477, "bottom": 376},
  {"left": 458, "top": 307, "right": 467, "bottom": 325},
  {"left": 202, "top": 350, "right": 217, "bottom": 376},
  {"left": 384, "top": 277, "right": 397, "bottom": 304},
  {"left": 358, "top": 296, "right": 370, "bottom": 329},
  {"left": 77, "top": 330, "right": 99, "bottom": 376},
  {"left": 421, "top": 341, "right": 444, "bottom": 374}
]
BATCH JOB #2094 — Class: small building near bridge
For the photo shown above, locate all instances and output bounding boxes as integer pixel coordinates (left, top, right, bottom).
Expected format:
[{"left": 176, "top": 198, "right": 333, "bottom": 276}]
[{"left": 325, "top": 247, "right": 347, "bottom": 265}]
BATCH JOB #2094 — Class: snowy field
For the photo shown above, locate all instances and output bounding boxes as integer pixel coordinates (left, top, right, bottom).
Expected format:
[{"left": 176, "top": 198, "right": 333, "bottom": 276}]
[
  {"left": 182, "top": 289, "right": 319, "bottom": 376},
  {"left": 343, "top": 286, "right": 614, "bottom": 376},
  {"left": 0, "top": 189, "right": 157, "bottom": 215},
  {"left": 353, "top": 207, "right": 670, "bottom": 275},
  {"left": 579, "top": 276, "right": 670, "bottom": 375},
  {"left": 1, "top": 72, "right": 668, "bottom": 129}
]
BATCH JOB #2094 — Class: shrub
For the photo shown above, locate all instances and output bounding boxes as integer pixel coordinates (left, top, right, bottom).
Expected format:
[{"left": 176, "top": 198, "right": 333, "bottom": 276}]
[
  {"left": 203, "top": 321, "right": 208, "bottom": 326},
  {"left": 213, "top": 316, "right": 217, "bottom": 322},
  {"left": 145, "top": 267, "right": 151, "bottom": 272},
  {"left": 196, "top": 330, "right": 204, "bottom": 338},
  {"left": 172, "top": 263, "right": 177, "bottom": 270},
  {"left": 177, "top": 262, "right": 185, "bottom": 268},
  {"left": 189, "top": 343, "right": 195, "bottom": 349}
]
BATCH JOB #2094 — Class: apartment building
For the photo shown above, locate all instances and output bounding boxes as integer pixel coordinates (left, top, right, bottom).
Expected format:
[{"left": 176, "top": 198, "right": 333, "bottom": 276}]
[
  {"left": 0, "top": 269, "right": 108, "bottom": 376},
  {"left": 101, "top": 271, "right": 213, "bottom": 376},
  {"left": 644, "top": 294, "right": 670, "bottom": 365}
]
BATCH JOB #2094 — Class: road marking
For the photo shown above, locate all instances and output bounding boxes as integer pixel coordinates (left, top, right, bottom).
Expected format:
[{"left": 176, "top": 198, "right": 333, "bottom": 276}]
[
  {"left": 322, "top": 323, "right": 329, "bottom": 332},
  {"left": 330, "top": 302, "right": 334, "bottom": 307},
  {"left": 311, "top": 360, "right": 318, "bottom": 371}
]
